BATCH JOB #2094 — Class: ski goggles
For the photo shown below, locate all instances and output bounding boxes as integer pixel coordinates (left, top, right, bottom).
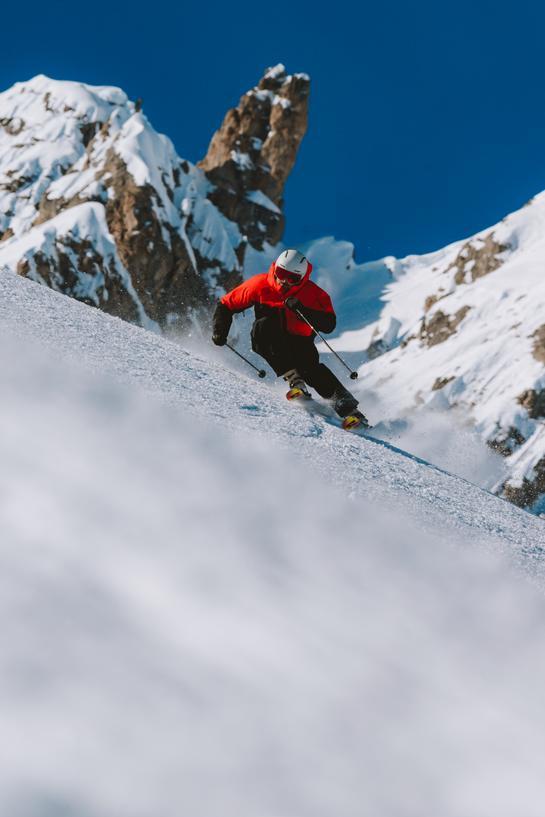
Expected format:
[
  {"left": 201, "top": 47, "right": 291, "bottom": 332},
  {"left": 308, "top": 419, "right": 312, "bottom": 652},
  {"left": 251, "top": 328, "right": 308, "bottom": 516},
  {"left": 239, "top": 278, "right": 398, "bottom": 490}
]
[{"left": 274, "top": 266, "right": 302, "bottom": 284}]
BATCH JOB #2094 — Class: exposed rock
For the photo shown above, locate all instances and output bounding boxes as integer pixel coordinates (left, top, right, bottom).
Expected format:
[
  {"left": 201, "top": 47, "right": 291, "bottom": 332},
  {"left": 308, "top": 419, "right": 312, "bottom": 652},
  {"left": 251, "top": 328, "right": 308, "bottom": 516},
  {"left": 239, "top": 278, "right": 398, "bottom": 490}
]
[
  {"left": 432, "top": 376, "right": 455, "bottom": 391},
  {"left": 424, "top": 293, "right": 440, "bottom": 312},
  {"left": 419, "top": 306, "right": 471, "bottom": 348},
  {"left": 0, "top": 117, "right": 25, "bottom": 135},
  {"left": 420, "top": 232, "right": 508, "bottom": 314},
  {"left": 1, "top": 173, "right": 34, "bottom": 193},
  {"left": 501, "top": 457, "right": 545, "bottom": 508},
  {"left": 517, "top": 388, "right": 545, "bottom": 419},
  {"left": 79, "top": 121, "right": 101, "bottom": 149},
  {"left": 101, "top": 151, "right": 208, "bottom": 329},
  {"left": 448, "top": 233, "right": 510, "bottom": 285},
  {"left": 0, "top": 71, "right": 309, "bottom": 332},
  {"left": 16, "top": 238, "right": 141, "bottom": 324},
  {"left": 488, "top": 426, "right": 526, "bottom": 458},
  {"left": 532, "top": 324, "right": 545, "bottom": 364},
  {"left": 399, "top": 334, "right": 414, "bottom": 349},
  {"left": 199, "top": 64, "right": 310, "bottom": 253},
  {"left": 34, "top": 193, "right": 81, "bottom": 226},
  {"left": 30, "top": 144, "right": 208, "bottom": 328}
]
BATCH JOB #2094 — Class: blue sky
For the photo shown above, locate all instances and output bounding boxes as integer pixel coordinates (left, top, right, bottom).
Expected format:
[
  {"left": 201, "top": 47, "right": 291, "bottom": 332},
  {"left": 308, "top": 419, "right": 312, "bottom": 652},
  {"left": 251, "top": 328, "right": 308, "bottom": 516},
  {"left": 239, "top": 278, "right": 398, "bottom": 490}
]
[{"left": 3, "top": 0, "right": 545, "bottom": 262}]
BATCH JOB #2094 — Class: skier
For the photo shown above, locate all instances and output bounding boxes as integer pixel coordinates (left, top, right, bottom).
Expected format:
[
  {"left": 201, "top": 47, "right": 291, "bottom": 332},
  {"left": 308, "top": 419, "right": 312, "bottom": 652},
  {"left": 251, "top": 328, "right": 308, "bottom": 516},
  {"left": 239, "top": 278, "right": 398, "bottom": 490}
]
[{"left": 211, "top": 249, "right": 368, "bottom": 426}]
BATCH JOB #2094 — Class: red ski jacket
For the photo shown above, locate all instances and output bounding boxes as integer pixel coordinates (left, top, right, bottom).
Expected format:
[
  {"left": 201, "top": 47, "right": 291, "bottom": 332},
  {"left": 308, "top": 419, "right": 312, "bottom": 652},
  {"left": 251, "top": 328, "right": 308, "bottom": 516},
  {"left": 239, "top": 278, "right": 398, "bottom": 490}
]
[{"left": 220, "top": 260, "right": 335, "bottom": 337}]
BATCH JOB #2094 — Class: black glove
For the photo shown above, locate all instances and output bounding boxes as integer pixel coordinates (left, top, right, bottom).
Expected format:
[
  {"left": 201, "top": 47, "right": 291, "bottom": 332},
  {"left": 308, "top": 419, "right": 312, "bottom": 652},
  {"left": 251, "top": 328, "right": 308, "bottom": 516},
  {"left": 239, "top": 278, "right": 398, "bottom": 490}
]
[
  {"left": 285, "top": 296, "right": 302, "bottom": 312},
  {"left": 212, "top": 332, "right": 227, "bottom": 346},
  {"left": 211, "top": 302, "right": 233, "bottom": 346}
]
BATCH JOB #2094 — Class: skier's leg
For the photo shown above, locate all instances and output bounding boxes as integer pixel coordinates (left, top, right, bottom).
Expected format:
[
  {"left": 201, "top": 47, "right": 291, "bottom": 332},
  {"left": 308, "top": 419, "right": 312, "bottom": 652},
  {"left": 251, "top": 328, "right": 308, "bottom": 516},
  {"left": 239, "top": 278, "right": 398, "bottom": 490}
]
[
  {"left": 252, "top": 323, "right": 362, "bottom": 416},
  {"left": 294, "top": 340, "right": 341, "bottom": 396},
  {"left": 251, "top": 317, "right": 295, "bottom": 375},
  {"left": 295, "top": 341, "right": 360, "bottom": 417}
]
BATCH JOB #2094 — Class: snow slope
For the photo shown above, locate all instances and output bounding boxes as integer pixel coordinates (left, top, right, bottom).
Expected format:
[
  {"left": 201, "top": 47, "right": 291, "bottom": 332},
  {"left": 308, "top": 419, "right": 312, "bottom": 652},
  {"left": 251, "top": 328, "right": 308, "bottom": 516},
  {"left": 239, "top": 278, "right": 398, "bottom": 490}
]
[{"left": 2, "top": 269, "right": 545, "bottom": 817}]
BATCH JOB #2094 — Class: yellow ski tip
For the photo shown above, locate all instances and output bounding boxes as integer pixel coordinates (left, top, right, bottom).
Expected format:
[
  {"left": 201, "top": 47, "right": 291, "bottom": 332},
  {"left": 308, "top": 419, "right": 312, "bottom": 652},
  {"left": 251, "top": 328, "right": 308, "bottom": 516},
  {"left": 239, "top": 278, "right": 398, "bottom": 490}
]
[
  {"left": 342, "top": 415, "right": 363, "bottom": 430},
  {"left": 286, "top": 387, "right": 306, "bottom": 401}
]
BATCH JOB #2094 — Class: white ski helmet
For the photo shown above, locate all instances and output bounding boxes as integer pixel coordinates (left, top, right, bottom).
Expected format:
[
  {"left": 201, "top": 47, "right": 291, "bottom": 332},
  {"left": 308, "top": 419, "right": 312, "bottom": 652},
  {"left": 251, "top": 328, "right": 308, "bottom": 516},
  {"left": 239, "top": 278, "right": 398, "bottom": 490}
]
[{"left": 275, "top": 249, "right": 308, "bottom": 278}]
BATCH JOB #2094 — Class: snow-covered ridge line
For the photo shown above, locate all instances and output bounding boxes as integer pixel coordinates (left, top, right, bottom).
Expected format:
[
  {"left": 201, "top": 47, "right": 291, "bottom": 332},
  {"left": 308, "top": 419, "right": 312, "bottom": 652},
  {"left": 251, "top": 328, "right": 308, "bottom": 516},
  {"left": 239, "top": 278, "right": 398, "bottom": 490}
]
[{"left": 303, "top": 193, "right": 545, "bottom": 512}]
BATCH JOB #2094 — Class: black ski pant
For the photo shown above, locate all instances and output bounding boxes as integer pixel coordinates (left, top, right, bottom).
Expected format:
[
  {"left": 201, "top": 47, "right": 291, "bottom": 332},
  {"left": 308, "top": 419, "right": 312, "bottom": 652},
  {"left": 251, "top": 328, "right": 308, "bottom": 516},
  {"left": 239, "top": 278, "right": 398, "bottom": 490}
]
[{"left": 251, "top": 316, "right": 344, "bottom": 399}]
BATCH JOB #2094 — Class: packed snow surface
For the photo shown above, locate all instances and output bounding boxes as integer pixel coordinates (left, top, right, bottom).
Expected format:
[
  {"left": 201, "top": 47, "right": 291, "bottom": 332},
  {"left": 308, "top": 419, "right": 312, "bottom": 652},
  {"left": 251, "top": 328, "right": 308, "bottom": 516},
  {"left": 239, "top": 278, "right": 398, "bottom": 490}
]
[{"left": 1, "top": 269, "right": 545, "bottom": 817}]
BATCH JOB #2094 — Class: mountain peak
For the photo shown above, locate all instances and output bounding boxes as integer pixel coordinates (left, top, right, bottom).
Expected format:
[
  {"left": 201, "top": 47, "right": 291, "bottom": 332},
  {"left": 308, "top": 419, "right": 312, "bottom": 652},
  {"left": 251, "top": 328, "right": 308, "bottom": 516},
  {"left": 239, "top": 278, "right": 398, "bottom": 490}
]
[
  {"left": 0, "top": 68, "right": 309, "bottom": 330},
  {"left": 0, "top": 75, "right": 130, "bottom": 126},
  {"left": 199, "top": 65, "right": 310, "bottom": 248}
]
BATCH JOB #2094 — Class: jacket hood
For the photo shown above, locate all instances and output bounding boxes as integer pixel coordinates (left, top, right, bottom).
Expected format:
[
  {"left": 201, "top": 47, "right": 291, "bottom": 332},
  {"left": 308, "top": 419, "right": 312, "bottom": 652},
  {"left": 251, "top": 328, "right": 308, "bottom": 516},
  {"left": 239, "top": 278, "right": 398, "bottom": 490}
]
[{"left": 267, "top": 259, "right": 313, "bottom": 295}]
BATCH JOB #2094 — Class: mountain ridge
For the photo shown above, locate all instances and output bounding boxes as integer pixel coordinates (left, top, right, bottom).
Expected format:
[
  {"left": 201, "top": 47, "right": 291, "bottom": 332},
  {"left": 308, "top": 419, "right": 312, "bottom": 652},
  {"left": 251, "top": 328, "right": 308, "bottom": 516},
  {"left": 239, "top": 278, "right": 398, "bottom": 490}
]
[
  {"left": 313, "top": 191, "right": 545, "bottom": 511},
  {"left": 0, "top": 67, "right": 308, "bottom": 330}
]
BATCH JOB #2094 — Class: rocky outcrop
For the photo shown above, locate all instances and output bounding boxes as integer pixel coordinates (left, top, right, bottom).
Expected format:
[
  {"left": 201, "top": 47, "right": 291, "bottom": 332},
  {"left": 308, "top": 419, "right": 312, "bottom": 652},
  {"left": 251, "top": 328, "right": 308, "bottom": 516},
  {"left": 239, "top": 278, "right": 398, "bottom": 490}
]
[
  {"left": 16, "top": 235, "right": 141, "bottom": 324},
  {"left": 432, "top": 376, "right": 455, "bottom": 391},
  {"left": 100, "top": 151, "right": 207, "bottom": 327},
  {"left": 199, "top": 64, "right": 310, "bottom": 252},
  {"left": 532, "top": 325, "right": 545, "bottom": 364},
  {"left": 517, "top": 388, "right": 545, "bottom": 419},
  {"left": 419, "top": 306, "right": 471, "bottom": 347},
  {"left": 0, "top": 70, "right": 309, "bottom": 332},
  {"left": 488, "top": 427, "right": 526, "bottom": 458},
  {"left": 448, "top": 233, "right": 510, "bottom": 285},
  {"left": 501, "top": 458, "right": 545, "bottom": 508}
]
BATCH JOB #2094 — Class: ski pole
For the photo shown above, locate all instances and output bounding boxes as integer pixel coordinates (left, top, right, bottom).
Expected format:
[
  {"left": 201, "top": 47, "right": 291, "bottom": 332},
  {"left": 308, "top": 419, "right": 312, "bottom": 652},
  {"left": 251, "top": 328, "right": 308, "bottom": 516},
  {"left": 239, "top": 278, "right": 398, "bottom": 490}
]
[
  {"left": 226, "top": 342, "right": 266, "bottom": 378},
  {"left": 295, "top": 309, "right": 359, "bottom": 380}
]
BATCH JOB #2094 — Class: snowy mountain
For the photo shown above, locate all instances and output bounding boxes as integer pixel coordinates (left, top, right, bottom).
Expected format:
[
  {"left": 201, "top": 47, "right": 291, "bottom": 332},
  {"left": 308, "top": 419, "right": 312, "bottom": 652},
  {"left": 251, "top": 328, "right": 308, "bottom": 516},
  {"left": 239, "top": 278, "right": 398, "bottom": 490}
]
[
  {"left": 3, "top": 67, "right": 545, "bottom": 514},
  {"left": 2, "top": 264, "right": 545, "bottom": 817},
  {"left": 302, "top": 194, "right": 545, "bottom": 514},
  {"left": 0, "top": 67, "right": 308, "bottom": 330}
]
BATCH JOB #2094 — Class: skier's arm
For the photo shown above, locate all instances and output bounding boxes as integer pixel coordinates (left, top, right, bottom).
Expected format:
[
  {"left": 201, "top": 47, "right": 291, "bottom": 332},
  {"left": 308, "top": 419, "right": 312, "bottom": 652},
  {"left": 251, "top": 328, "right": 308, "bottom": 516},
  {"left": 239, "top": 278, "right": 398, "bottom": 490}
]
[
  {"left": 285, "top": 296, "right": 337, "bottom": 334},
  {"left": 221, "top": 278, "right": 261, "bottom": 312},
  {"left": 212, "top": 276, "right": 262, "bottom": 345},
  {"left": 212, "top": 302, "right": 233, "bottom": 346}
]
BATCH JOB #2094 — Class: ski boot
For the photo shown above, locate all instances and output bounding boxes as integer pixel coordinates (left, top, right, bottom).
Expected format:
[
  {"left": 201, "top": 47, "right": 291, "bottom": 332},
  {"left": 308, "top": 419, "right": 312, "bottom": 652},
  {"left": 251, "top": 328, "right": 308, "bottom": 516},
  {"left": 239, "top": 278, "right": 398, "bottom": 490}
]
[
  {"left": 283, "top": 368, "right": 311, "bottom": 401},
  {"left": 331, "top": 386, "right": 370, "bottom": 430}
]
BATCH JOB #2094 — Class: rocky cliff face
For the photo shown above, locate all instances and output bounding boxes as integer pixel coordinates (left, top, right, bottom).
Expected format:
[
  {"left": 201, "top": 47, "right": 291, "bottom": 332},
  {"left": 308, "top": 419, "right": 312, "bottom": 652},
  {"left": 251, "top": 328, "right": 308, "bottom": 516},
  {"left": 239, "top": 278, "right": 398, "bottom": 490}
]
[
  {"left": 199, "top": 64, "right": 309, "bottom": 252},
  {"left": 0, "top": 66, "right": 308, "bottom": 331}
]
